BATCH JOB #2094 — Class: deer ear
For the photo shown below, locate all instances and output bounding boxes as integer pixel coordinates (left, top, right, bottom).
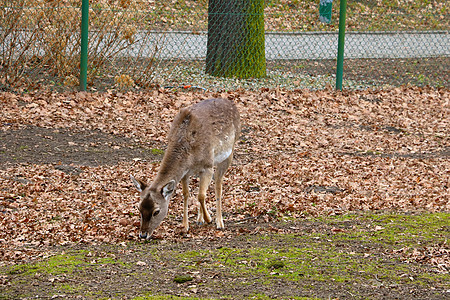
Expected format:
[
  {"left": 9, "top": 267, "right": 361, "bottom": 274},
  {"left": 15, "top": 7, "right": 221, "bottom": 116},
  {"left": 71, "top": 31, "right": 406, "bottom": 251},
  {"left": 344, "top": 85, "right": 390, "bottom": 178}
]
[
  {"left": 130, "top": 175, "right": 147, "bottom": 192},
  {"left": 162, "top": 180, "right": 176, "bottom": 200}
]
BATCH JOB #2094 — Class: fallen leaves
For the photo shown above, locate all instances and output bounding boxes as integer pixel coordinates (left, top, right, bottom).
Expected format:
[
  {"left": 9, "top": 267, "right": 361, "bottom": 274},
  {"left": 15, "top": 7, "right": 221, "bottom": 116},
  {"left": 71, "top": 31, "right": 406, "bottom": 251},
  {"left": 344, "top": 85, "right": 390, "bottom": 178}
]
[
  {"left": 0, "top": 86, "right": 449, "bottom": 264},
  {"left": 395, "top": 242, "right": 450, "bottom": 274}
]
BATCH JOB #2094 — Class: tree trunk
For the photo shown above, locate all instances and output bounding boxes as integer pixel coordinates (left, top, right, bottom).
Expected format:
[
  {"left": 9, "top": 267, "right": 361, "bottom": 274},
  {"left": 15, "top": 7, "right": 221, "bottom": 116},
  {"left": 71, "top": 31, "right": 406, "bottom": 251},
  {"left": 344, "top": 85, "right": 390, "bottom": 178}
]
[{"left": 206, "top": 0, "right": 266, "bottom": 79}]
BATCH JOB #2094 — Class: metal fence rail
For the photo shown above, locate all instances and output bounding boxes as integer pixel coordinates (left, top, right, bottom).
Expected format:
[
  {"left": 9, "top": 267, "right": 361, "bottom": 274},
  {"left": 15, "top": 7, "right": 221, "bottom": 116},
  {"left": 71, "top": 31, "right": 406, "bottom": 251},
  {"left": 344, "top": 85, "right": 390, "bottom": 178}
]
[{"left": 1, "top": 0, "right": 448, "bottom": 91}]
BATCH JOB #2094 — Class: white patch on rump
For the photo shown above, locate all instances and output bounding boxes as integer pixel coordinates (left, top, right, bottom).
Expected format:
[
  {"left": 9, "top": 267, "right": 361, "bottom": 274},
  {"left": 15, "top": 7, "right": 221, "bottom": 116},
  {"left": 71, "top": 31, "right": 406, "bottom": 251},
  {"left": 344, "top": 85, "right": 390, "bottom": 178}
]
[
  {"left": 213, "top": 131, "right": 235, "bottom": 165},
  {"left": 214, "top": 148, "right": 232, "bottom": 164}
]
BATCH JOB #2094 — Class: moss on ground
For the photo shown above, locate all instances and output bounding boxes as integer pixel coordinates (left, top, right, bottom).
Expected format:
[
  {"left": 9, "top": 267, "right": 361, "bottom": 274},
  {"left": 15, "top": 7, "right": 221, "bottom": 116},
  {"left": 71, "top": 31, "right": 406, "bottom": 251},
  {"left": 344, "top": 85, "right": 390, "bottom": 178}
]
[
  {"left": 8, "top": 250, "right": 127, "bottom": 276},
  {"left": 170, "top": 212, "right": 449, "bottom": 297},
  {"left": 1, "top": 212, "right": 448, "bottom": 299},
  {"left": 323, "top": 212, "right": 449, "bottom": 246}
]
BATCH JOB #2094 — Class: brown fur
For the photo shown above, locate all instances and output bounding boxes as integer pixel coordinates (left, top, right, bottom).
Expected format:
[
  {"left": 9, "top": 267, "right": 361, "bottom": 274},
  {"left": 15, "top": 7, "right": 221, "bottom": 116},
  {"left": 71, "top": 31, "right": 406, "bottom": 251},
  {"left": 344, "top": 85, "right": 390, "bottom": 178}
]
[{"left": 131, "top": 98, "right": 240, "bottom": 239}]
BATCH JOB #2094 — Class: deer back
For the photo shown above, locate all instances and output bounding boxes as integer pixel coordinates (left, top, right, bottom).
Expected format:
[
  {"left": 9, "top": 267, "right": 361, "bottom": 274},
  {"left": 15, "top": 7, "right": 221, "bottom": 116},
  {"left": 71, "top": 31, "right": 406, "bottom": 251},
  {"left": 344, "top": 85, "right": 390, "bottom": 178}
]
[{"left": 156, "top": 98, "right": 240, "bottom": 183}]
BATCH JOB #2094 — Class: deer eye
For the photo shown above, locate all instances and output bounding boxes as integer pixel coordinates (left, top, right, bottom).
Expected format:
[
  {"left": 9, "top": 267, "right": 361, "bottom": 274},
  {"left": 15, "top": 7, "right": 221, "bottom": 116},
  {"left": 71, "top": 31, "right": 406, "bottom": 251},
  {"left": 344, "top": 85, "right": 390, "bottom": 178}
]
[{"left": 153, "top": 209, "right": 160, "bottom": 217}]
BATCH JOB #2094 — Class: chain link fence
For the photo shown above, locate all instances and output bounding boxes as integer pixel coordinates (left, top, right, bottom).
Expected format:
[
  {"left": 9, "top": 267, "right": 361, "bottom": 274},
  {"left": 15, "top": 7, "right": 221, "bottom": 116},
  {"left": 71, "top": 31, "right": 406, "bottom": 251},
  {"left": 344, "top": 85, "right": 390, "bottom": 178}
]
[{"left": 1, "top": 0, "right": 448, "bottom": 92}]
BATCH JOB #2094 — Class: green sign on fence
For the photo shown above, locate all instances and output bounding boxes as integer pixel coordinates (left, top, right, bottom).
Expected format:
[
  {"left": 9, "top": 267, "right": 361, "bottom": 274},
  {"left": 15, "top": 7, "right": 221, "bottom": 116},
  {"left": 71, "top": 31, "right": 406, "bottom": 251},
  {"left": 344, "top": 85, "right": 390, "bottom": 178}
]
[{"left": 319, "top": 0, "right": 333, "bottom": 24}]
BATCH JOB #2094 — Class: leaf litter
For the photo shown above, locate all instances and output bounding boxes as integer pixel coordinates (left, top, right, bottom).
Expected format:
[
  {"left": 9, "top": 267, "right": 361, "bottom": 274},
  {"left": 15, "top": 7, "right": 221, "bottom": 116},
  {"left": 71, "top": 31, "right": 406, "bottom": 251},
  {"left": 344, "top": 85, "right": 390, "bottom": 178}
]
[{"left": 0, "top": 87, "right": 448, "bottom": 269}]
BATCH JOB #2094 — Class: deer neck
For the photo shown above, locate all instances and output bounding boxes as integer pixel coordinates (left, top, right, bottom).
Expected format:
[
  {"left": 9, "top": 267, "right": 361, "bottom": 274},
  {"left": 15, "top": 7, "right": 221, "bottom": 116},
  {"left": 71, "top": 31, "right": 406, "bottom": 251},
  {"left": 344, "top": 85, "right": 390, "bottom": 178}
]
[{"left": 151, "top": 151, "right": 190, "bottom": 191}]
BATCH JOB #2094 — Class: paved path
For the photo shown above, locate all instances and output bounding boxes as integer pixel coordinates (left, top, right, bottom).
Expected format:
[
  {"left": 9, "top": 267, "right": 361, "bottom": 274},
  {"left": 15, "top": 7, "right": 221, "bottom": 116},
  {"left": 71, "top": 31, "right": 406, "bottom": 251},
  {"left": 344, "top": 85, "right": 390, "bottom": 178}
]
[
  {"left": 2, "top": 30, "right": 448, "bottom": 60},
  {"left": 130, "top": 30, "right": 449, "bottom": 60}
]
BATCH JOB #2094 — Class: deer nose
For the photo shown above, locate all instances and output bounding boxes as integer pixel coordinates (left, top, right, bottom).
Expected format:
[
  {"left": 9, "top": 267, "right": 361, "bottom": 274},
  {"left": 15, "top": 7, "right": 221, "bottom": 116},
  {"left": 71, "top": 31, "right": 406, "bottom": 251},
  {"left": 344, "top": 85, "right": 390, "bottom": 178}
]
[{"left": 139, "top": 232, "right": 148, "bottom": 239}]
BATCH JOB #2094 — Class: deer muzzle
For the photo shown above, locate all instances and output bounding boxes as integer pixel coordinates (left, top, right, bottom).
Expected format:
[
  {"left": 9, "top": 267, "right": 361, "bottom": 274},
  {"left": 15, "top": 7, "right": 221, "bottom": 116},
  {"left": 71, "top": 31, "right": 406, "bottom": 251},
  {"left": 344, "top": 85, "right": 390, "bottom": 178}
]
[{"left": 139, "top": 231, "right": 150, "bottom": 239}]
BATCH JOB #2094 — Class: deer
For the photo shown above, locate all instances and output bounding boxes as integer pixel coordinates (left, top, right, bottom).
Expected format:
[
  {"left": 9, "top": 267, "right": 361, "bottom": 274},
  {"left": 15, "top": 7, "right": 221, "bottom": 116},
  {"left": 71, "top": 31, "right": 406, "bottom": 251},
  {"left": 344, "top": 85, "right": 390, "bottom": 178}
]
[{"left": 131, "top": 98, "right": 241, "bottom": 239}]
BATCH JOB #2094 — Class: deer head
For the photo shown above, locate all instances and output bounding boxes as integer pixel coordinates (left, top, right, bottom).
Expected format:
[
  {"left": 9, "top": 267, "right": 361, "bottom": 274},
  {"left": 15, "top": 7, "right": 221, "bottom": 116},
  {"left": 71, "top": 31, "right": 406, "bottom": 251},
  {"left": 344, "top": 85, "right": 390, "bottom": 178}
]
[{"left": 130, "top": 175, "right": 175, "bottom": 239}]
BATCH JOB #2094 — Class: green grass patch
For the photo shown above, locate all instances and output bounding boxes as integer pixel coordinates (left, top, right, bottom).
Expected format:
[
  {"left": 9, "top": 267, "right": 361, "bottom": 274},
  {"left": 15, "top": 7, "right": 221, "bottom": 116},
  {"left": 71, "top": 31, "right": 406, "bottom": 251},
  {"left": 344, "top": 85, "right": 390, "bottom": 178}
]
[
  {"left": 2, "top": 212, "right": 448, "bottom": 299},
  {"left": 322, "top": 212, "right": 449, "bottom": 247},
  {"left": 173, "top": 212, "right": 449, "bottom": 290},
  {"left": 7, "top": 250, "right": 126, "bottom": 276},
  {"left": 150, "top": 148, "right": 165, "bottom": 156}
]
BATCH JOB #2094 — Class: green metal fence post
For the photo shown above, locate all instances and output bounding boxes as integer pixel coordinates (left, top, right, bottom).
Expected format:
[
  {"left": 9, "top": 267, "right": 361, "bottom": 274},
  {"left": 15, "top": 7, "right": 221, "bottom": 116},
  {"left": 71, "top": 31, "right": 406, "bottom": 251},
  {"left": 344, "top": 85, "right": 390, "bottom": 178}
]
[
  {"left": 80, "top": 0, "right": 89, "bottom": 91},
  {"left": 335, "top": 0, "right": 347, "bottom": 90}
]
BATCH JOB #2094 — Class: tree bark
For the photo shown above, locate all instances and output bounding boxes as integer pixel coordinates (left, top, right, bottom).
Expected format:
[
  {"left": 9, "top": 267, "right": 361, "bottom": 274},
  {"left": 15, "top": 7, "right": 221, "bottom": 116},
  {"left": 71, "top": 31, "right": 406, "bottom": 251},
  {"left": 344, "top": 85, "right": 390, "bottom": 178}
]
[{"left": 206, "top": 0, "right": 266, "bottom": 79}]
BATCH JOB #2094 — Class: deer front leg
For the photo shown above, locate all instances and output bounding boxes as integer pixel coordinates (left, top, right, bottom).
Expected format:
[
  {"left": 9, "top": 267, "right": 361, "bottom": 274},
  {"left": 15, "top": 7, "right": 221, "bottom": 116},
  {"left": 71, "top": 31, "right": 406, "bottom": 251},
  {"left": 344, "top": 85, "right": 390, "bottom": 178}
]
[
  {"left": 214, "top": 156, "right": 232, "bottom": 229},
  {"left": 197, "top": 169, "right": 213, "bottom": 225},
  {"left": 181, "top": 176, "right": 190, "bottom": 233},
  {"left": 214, "top": 175, "right": 224, "bottom": 229}
]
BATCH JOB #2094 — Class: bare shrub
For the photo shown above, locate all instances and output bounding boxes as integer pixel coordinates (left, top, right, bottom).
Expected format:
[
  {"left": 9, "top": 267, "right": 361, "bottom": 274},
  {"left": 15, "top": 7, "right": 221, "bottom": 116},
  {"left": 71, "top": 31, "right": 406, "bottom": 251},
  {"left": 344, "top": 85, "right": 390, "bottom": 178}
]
[{"left": 1, "top": 0, "right": 161, "bottom": 91}]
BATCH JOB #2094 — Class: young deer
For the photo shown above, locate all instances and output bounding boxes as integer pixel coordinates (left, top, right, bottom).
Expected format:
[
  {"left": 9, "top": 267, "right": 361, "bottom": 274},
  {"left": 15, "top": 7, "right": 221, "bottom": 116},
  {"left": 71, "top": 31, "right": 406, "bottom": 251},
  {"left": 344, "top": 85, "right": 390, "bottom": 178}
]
[{"left": 131, "top": 98, "right": 240, "bottom": 239}]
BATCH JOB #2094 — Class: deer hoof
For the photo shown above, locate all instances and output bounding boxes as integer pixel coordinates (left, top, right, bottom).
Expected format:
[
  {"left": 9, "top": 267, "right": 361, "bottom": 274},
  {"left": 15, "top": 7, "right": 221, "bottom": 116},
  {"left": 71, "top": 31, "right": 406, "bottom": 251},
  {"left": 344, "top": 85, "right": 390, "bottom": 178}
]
[{"left": 216, "top": 220, "right": 225, "bottom": 230}]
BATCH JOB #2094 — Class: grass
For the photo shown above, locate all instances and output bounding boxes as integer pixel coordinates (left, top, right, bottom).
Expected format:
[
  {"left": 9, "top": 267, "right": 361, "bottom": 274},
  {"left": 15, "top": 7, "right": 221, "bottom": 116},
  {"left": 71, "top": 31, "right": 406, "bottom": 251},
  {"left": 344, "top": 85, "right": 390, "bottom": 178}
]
[
  {"left": 177, "top": 239, "right": 424, "bottom": 284},
  {"left": 321, "top": 212, "right": 449, "bottom": 247},
  {"left": 2, "top": 211, "right": 449, "bottom": 299},
  {"left": 8, "top": 253, "right": 85, "bottom": 276},
  {"left": 171, "top": 212, "right": 449, "bottom": 294},
  {"left": 8, "top": 250, "right": 126, "bottom": 276},
  {"left": 150, "top": 148, "right": 165, "bottom": 156}
]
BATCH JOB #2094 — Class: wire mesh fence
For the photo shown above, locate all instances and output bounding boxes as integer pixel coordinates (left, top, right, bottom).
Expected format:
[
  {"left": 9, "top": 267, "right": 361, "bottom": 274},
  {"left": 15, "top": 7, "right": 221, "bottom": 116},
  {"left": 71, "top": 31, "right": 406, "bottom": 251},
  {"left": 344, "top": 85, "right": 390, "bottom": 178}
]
[{"left": 1, "top": 0, "right": 449, "bottom": 92}]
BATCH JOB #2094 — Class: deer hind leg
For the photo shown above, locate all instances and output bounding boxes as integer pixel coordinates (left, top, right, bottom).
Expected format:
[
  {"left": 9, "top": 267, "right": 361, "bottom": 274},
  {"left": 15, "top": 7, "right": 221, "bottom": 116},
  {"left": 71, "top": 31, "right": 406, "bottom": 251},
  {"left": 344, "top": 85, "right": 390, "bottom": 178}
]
[
  {"left": 197, "top": 168, "right": 213, "bottom": 225},
  {"left": 181, "top": 175, "right": 190, "bottom": 233},
  {"left": 215, "top": 154, "right": 233, "bottom": 229}
]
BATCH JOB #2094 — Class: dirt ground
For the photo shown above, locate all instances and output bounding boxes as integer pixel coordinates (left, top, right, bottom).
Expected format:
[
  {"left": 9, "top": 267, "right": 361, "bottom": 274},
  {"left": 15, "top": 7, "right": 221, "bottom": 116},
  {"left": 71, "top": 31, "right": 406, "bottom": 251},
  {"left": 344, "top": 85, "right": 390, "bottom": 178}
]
[
  {"left": 1, "top": 211, "right": 449, "bottom": 299},
  {"left": 2, "top": 57, "right": 449, "bottom": 93},
  {"left": 0, "top": 126, "right": 162, "bottom": 168},
  {"left": 0, "top": 87, "right": 449, "bottom": 299},
  {"left": 1, "top": 132, "right": 449, "bottom": 299},
  {"left": 280, "top": 57, "right": 450, "bottom": 88}
]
